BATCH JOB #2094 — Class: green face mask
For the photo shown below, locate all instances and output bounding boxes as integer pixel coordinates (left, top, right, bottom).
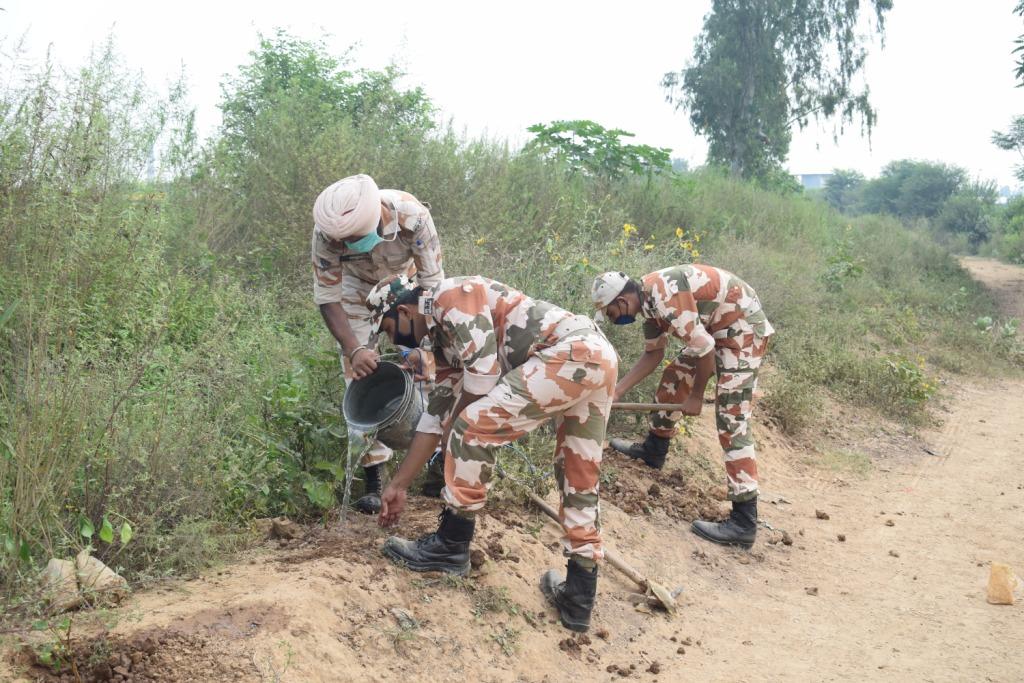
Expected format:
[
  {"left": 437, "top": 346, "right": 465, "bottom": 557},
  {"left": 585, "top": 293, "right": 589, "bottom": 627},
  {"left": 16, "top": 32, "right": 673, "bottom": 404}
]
[{"left": 345, "top": 230, "right": 383, "bottom": 253}]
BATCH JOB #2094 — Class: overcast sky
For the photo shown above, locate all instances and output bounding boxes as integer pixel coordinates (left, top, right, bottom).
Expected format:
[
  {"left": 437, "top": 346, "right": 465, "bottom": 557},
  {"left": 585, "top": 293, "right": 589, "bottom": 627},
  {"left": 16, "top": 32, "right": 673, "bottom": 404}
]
[{"left": 4, "top": 1, "right": 1024, "bottom": 187}]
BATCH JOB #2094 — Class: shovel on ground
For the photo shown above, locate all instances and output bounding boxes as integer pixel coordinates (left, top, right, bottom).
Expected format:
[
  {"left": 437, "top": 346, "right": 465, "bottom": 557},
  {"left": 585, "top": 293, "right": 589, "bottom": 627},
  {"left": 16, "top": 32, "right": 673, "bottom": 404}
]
[
  {"left": 495, "top": 461, "right": 680, "bottom": 614},
  {"left": 520, "top": 489, "right": 680, "bottom": 614}
]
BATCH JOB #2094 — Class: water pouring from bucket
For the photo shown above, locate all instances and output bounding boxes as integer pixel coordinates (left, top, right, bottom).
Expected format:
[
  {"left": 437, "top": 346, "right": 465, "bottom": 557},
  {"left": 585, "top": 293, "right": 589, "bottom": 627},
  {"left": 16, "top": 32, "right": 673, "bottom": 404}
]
[
  {"left": 339, "top": 362, "right": 427, "bottom": 522},
  {"left": 343, "top": 361, "right": 426, "bottom": 451}
]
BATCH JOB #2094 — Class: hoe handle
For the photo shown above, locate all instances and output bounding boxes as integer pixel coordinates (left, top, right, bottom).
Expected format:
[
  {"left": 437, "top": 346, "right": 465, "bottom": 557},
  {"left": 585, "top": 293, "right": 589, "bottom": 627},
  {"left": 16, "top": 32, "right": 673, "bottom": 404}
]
[
  {"left": 611, "top": 402, "right": 688, "bottom": 412},
  {"left": 523, "top": 490, "right": 648, "bottom": 591}
]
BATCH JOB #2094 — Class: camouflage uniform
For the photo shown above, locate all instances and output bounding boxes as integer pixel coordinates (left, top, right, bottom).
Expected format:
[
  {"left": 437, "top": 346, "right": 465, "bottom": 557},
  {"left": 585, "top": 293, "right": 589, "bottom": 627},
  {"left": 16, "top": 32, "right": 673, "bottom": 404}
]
[
  {"left": 640, "top": 265, "right": 774, "bottom": 502},
  {"left": 413, "top": 277, "right": 618, "bottom": 562},
  {"left": 312, "top": 189, "right": 444, "bottom": 466}
]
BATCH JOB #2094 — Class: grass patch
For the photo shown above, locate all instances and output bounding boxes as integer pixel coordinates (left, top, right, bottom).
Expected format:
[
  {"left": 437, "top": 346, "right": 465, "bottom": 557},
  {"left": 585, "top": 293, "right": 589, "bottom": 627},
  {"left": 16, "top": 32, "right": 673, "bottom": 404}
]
[{"left": 815, "top": 449, "right": 873, "bottom": 477}]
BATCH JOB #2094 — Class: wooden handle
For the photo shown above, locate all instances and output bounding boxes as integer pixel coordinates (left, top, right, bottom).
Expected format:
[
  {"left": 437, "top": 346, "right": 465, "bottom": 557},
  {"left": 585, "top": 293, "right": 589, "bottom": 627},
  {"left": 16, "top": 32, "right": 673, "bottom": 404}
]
[
  {"left": 611, "top": 402, "right": 687, "bottom": 412},
  {"left": 524, "top": 491, "right": 647, "bottom": 591}
]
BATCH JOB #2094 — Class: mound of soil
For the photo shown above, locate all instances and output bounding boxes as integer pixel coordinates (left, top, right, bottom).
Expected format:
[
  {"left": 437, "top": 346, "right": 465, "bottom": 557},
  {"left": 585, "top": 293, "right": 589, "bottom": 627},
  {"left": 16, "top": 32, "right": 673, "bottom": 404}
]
[
  {"left": 18, "top": 630, "right": 255, "bottom": 683},
  {"left": 600, "top": 448, "right": 724, "bottom": 522}
]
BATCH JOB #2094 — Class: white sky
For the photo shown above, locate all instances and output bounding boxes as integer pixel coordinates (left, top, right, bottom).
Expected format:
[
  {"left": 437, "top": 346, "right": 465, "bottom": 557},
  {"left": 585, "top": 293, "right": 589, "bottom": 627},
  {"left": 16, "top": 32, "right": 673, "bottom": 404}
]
[{"left": 4, "top": 0, "right": 1024, "bottom": 187}]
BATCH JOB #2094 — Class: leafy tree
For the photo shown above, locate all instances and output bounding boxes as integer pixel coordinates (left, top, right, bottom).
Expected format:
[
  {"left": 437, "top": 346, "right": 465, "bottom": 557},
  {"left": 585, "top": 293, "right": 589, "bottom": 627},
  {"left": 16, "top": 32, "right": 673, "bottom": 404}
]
[
  {"left": 1013, "top": 2, "right": 1024, "bottom": 85},
  {"left": 992, "top": 115, "right": 1024, "bottom": 183},
  {"left": 859, "top": 160, "right": 966, "bottom": 219},
  {"left": 525, "top": 120, "right": 671, "bottom": 179},
  {"left": 662, "top": 0, "right": 890, "bottom": 179},
  {"left": 935, "top": 183, "right": 999, "bottom": 248},
  {"left": 823, "top": 168, "right": 865, "bottom": 213},
  {"left": 217, "top": 30, "right": 433, "bottom": 168}
]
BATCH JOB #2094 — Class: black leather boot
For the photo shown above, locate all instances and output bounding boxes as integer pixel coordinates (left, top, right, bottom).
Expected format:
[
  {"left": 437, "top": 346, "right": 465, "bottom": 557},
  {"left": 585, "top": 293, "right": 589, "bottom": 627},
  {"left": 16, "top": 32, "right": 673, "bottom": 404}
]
[
  {"left": 382, "top": 508, "right": 475, "bottom": 576},
  {"left": 419, "top": 449, "right": 445, "bottom": 498},
  {"left": 691, "top": 498, "right": 758, "bottom": 549},
  {"left": 354, "top": 464, "right": 383, "bottom": 515},
  {"left": 540, "top": 558, "right": 598, "bottom": 633},
  {"left": 609, "top": 432, "right": 670, "bottom": 469}
]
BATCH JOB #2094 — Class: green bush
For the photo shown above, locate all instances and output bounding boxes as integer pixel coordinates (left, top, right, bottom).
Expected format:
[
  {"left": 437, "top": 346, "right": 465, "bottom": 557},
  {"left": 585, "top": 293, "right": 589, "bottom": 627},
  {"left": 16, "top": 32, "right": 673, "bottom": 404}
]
[{"left": 1, "top": 31, "right": 1020, "bottom": 602}]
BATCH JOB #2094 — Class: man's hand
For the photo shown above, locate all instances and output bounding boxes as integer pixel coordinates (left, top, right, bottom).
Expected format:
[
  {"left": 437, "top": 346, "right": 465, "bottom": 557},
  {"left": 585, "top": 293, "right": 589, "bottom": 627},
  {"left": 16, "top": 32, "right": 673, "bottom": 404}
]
[
  {"left": 378, "top": 483, "right": 408, "bottom": 527},
  {"left": 401, "top": 349, "right": 429, "bottom": 382},
  {"left": 680, "top": 394, "right": 703, "bottom": 416},
  {"left": 351, "top": 347, "right": 380, "bottom": 380}
]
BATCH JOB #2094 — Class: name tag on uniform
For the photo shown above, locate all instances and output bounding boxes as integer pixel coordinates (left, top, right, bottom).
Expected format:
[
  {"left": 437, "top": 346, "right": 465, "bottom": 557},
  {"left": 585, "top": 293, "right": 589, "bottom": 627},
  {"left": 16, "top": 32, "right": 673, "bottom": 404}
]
[{"left": 418, "top": 296, "right": 434, "bottom": 316}]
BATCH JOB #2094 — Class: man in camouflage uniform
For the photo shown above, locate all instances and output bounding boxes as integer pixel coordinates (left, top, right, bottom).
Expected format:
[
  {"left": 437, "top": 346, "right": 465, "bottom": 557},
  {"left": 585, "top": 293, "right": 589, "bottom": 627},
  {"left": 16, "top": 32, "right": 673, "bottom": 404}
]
[
  {"left": 311, "top": 174, "right": 445, "bottom": 514},
  {"left": 592, "top": 266, "right": 774, "bottom": 549},
  {"left": 368, "top": 275, "right": 617, "bottom": 633}
]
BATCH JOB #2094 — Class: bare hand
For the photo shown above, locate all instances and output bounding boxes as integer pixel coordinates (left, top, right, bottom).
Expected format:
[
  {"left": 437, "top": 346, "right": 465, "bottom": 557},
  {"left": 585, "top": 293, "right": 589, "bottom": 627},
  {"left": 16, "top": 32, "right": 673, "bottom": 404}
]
[
  {"left": 351, "top": 347, "right": 379, "bottom": 380},
  {"left": 378, "top": 484, "right": 408, "bottom": 527},
  {"left": 401, "top": 349, "right": 428, "bottom": 382},
  {"left": 680, "top": 395, "right": 703, "bottom": 416}
]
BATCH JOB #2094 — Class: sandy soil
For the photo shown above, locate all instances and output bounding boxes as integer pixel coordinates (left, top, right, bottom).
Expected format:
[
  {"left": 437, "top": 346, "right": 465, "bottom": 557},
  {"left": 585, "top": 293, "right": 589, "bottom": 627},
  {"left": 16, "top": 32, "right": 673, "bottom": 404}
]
[{"left": 3, "top": 259, "right": 1022, "bottom": 683}]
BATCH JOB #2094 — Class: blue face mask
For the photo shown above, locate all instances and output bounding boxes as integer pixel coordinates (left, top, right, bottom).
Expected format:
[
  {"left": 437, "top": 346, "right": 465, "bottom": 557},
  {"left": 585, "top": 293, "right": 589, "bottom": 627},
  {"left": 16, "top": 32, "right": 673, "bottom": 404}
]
[
  {"left": 345, "top": 230, "right": 383, "bottom": 254},
  {"left": 612, "top": 314, "right": 636, "bottom": 325}
]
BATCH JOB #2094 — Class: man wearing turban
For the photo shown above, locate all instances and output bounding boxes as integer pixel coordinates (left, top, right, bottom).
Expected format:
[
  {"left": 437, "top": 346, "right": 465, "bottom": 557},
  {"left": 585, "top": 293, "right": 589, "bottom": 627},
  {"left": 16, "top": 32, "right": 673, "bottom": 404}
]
[{"left": 311, "top": 174, "right": 445, "bottom": 514}]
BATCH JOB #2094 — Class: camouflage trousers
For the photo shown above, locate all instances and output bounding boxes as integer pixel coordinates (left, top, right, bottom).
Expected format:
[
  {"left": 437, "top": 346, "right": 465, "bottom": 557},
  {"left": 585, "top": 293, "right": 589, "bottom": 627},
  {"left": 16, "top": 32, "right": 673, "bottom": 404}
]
[
  {"left": 650, "top": 323, "right": 771, "bottom": 502},
  {"left": 437, "top": 329, "right": 617, "bottom": 561}
]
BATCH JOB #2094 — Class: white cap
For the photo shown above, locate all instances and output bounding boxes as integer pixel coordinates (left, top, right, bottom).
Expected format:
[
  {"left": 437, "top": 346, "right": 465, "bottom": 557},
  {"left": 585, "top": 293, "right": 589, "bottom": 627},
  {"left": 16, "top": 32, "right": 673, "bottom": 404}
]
[{"left": 591, "top": 271, "right": 631, "bottom": 323}]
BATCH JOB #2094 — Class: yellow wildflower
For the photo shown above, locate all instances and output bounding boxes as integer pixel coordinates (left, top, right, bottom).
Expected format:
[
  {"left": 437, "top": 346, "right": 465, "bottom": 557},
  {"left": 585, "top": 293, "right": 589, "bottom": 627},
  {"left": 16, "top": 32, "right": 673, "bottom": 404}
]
[
  {"left": 475, "top": 237, "right": 486, "bottom": 246},
  {"left": 694, "top": 233, "right": 701, "bottom": 242},
  {"left": 681, "top": 241, "right": 692, "bottom": 250},
  {"left": 692, "top": 249, "right": 700, "bottom": 259},
  {"left": 581, "top": 256, "right": 589, "bottom": 266},
  {"left": 644, "top": 243, "right": 654, "bottom": 251},
  {"left": 623, "top": 223, "right": 638, "bottom": 237},
  {"left": 675, "top": 227, "right": 684, "bottom": 239}
]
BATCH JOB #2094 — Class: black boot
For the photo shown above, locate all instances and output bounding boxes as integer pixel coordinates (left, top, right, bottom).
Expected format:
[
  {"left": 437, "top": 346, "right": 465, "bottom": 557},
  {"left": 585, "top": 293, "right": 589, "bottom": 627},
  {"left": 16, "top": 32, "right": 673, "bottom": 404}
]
[
  {"left": 419, "top": 449, "right": 445, "bottom": 498},
  {"left": 691, "top": 498, "right": 758, "bottom": 549},
  {"left": 382, "top": 507, "right": 475, "bottom": 575},
  {"left": 354, "top": 464, "right": 383, "bottom": 515},
  {"left": 540, "top": 558, "right": 598, "bottom": 633},
  {"left": 609, "top": 432, "right": 670, "bottom": 469}
]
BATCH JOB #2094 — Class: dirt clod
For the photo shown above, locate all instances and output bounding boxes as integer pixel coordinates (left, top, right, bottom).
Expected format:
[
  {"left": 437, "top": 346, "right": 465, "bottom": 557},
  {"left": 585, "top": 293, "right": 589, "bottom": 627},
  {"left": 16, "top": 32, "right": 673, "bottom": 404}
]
[
  {"left": 889, "top": 550, "right": 900, "bottom": 558},
  {"left": 815, "top": 509, "right": 830, "bottom": 520},
  {"left": 781, "top": 531, "right": 794, "bottom": 546},
  {"left": 885, "top": 519, "right": 895, "bottom": 527},
  {"left": 805, "top": 586, "right": 819, "bottom": 596},
  {"left": 270, "top": 518, "right": 302, "bottom": 540},
  {"left": 469, "top": 549, "right": 487, "bottom": 569},
  {"left": 595, "top": 628, "right": 610, "bottom": 640},
  {"left": 837, "top": 534, "right": 846, "bottom": 542},
  {"left": 647, "top": 661, "right": 661, "bottom": 674}
]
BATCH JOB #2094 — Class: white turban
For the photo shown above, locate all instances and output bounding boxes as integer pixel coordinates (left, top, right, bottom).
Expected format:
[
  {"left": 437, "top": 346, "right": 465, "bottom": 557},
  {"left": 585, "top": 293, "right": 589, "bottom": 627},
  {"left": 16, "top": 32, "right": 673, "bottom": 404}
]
[{"left": 313, "top": 174, "right": 382, "bottom": 241}]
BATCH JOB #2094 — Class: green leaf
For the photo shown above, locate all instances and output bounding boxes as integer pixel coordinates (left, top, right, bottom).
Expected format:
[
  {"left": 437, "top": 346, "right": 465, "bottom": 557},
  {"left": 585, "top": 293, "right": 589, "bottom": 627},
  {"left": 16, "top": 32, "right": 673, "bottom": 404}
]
[
  {"left": 79, "top": 517, "right": 94, "bottom": 539},
  {"left": 302, "top": 479, "right": 335, "bottom": 510},
  {"left": 99, "top": 517, "right": 114, "bottom": 544},
  {"left": 0, "top": 299, "right": 19, "bottom": 330},
  {"left": 32, "top": 619, "right": 48, "bottom": 631},
  {"left": 19, "top": 539, "right": 30, "bottom": 562},
  {"left": 120, "top": 521, "right": 133, "bottom": 545},
  {"left": 0, "top": 436, "right": 14, "bottom": 463},
  {"left": 313, "top": 459, "right": 345, "bottom": 481}
]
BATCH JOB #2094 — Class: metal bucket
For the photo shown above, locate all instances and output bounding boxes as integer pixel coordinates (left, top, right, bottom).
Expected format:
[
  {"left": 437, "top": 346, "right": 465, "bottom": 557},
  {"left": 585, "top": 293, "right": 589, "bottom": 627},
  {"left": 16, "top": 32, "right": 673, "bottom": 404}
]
[{"left": 343, "top": 361, "right": 425, "bottom": 450}]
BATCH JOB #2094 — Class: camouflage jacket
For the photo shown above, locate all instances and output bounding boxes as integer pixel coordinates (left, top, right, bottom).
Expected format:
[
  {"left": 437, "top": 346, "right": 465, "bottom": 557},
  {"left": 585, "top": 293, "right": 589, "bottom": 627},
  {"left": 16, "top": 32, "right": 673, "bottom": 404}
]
[
  {"left": 311, "top": 189, "right": 444, "bottom": 305},
  {"left": 641, "top": 265, "right": 774, "bottom": 356},
  {"left": 423, "top": 276, "right": 588, "bottom": 395}
]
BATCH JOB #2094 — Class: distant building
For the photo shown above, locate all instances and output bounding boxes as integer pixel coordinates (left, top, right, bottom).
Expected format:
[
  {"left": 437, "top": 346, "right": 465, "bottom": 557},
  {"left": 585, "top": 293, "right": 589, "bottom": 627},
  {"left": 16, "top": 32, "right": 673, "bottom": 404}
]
[{"left": 794, "top": 173, "right": 834, "bottom": 190}]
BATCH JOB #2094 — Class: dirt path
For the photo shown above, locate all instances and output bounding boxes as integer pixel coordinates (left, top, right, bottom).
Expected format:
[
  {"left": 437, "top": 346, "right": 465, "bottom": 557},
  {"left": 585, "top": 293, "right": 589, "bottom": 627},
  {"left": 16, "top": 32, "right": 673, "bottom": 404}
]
[
  {"left": 961, "top": 256, "right": 1024, "bottom": 322},
  {"left": 4, "top": 260, "right": 1023, "bottom": 682}
]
